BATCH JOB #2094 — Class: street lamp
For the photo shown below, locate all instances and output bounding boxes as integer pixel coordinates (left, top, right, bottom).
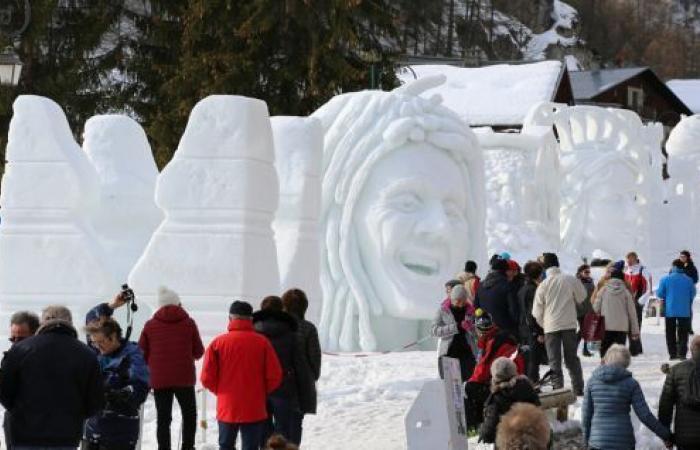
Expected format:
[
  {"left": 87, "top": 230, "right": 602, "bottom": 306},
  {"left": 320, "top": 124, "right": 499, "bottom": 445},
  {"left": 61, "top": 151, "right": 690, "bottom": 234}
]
[
  {"left": 0, "top": 0, "right": 31, "bottom": 87},
  {"left": 0, "top": 47, "right": 22, "bottom": 87}
]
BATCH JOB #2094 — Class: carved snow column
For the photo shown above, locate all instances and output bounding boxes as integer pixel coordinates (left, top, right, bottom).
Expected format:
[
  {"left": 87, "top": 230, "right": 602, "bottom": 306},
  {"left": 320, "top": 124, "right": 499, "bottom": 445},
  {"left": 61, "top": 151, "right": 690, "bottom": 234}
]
[
  {"left": 129, "top": 95, "right": 280, "bottom": 341},
  {"left": 271, "top": 117, "right": 323, "bottom": 323},
  {"left": 0, "top": 96, "right": 115, "bottom": 343},
  {"left": 82, "top": 115, "right": 163, "bottom": 284},
  {"left": 666, "top": 115, "right": 700, "bottom": 257}
]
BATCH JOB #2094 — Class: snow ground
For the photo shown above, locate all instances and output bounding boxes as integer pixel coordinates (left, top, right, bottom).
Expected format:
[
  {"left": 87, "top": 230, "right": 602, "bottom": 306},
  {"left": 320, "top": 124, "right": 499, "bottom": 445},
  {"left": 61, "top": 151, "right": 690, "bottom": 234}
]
[{"left": 141, "top": 302, "right": 696, "bottom": 450}]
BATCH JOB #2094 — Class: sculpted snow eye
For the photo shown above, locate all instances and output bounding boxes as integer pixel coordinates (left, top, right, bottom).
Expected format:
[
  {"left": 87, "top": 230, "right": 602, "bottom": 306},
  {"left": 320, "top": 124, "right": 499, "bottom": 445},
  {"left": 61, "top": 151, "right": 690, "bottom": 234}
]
[{"left": 390, "top": 193, "right": 422, "bottom": 213}]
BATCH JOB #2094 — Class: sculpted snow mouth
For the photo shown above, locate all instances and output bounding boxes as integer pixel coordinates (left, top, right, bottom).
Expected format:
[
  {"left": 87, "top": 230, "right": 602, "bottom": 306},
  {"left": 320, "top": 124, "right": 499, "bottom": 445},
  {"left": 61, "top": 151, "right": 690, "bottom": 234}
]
[{"left": 399, "top": 253, "right": 440, "bottom": 276}]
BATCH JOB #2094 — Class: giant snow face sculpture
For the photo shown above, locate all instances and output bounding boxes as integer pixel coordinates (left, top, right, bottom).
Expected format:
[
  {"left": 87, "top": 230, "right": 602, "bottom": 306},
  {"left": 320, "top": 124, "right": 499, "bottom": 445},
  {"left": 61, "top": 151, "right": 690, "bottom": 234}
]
[
  {"left": 354, "top": 143, "right": 470, "bottom": 320},
  {"left": 312, "top": 77, "right": 486, "bottom": 351}
]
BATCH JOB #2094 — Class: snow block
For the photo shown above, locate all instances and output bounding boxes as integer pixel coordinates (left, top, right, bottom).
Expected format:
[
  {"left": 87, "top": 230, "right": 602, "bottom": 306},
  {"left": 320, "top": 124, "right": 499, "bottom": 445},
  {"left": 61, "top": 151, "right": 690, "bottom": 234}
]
[
  {"left": 271, "top": 116, "right": 323, "bottom": 323},
  {"left": 129, "top": 95, "right": 280, "bottom": 340}
]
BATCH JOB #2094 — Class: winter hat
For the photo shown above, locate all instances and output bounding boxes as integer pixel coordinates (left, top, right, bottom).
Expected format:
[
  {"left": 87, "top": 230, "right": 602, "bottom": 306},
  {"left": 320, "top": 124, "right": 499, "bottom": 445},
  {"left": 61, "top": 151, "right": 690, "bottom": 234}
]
[
  {"left": 475, "top": 308, "right": 494, "bottom": 332},
  {"left": 229, "top": 301, "right": 253, "bottom": 317},
  {"left": 499, "top": 252, "right": 511, "bottom": 261},
  {"left": 464, "top": 260, "right": 478, "bottom": 274},
  {"left": 506, "top": 259, "right": 520, "bottom": 272},
  {"left": 542, "top": 252, "right": 559, "bottom": 269},
  {"left": 450, "top": 285, "right": 468, "bottom": 303},
  {"left": 491, "top": 356, "right": 518, "bottom": 383},
  {"left": 490, "top": 257, "right": 508, "bottom": 273},
  {"left": 612, "top": 260, "right": 625, "bottom": 273},
  {"left": 158, "top": 286, "right": 181, "bottom": 308}
]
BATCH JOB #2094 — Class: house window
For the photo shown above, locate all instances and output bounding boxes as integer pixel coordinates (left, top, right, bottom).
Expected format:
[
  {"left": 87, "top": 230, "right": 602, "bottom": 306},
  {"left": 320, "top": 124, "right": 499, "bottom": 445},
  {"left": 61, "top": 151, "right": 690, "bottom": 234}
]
[{"left": 627, "top": 87, "right": 644, "bottom": 111}]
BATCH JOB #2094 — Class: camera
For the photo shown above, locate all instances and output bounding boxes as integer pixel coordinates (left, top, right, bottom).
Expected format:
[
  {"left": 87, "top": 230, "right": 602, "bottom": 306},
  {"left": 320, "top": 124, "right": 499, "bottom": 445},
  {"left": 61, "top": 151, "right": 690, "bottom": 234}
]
[{"left": 121, "top": 284, "right": 138, "bottom": 313}]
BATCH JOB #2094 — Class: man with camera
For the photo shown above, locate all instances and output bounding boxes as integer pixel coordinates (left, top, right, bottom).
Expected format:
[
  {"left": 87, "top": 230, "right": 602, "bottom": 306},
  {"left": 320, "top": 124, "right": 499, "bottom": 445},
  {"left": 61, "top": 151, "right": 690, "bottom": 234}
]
[
  {"left": 83, "top": 318, "right": 149, "bottom": 450},
  {"left": 0, "top": 305, "right": 103, "bottom": 449}
]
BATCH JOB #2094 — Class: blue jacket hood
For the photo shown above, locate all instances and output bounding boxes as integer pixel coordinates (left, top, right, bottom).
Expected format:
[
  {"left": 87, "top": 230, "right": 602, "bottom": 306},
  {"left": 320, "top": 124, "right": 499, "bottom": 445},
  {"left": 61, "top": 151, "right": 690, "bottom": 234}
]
[
  {"left": 672, "top": 267, "right": 686, "bottom": 274},
  {"left": 592, "top": 364, "right": 632, "bottom": 383}
]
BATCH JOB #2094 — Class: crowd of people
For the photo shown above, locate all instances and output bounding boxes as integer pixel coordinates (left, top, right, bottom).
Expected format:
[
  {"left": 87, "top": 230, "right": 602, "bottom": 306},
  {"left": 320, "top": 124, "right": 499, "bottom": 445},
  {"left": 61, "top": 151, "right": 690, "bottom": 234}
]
[
  {"left": 0, "top": 249, "right": 698, "bottom": 450},
  {"left": 0, "top": 286, "right": 321, "bottom": 450},
  {"left": 432, "top": 250, "right": 700, "bottom": 449}
]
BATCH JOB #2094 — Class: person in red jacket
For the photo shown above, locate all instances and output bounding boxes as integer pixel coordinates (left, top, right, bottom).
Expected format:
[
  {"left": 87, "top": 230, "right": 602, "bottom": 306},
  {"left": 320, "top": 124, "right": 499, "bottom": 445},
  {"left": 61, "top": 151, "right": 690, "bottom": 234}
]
[
  {"left": 201, "top": 301, "right": 283, "bottom": 450},
  {"left": 138, "top": 286, "right": 204, "bottom": 450},
  {"left": 465, "top": 309, "right": 524, "bottom": 429}
]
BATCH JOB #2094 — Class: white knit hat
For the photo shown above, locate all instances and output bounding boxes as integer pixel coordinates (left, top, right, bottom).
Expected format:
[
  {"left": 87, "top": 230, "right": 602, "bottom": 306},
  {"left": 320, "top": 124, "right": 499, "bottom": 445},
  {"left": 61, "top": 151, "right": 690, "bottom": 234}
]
[{"left": 158, "top": 286, "right": 181, "bottom": 308}]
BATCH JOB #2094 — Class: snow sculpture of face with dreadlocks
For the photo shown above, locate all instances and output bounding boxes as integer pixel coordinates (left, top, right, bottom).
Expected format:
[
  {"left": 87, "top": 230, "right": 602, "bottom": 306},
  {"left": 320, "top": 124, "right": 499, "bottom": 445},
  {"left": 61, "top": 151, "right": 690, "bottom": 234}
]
[
  {"left": 556, "top": 106, "right": 644, "bottom": 259},
  {"left": 312, "top": 76, "right": 486, "bottom": 352}
]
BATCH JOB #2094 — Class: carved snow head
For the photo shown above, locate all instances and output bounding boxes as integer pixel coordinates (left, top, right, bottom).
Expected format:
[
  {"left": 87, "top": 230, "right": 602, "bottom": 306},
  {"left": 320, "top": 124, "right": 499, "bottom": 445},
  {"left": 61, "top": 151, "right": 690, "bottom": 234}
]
[{"left": 313, "top": 77, "right": 486, "bottom": 351}]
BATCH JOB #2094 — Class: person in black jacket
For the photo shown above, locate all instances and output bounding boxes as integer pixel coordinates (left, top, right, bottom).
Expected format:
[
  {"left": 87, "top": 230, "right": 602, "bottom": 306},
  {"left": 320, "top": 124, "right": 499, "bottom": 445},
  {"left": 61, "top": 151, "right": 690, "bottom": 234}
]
[
  {"left": 680, "top": 250, "right": 699, "bottom": 284},
  {"left": 479, "top": 357, "right": 540, "bottom": 445},
  {"left": 680, "top": 251, "right": 698, "bottom": 335},
  {"left": 281, "top": 288, "right": 322, "bottom": 445},
  {"left": 254, "top": 296, "right": 310, "bottom": 446},
  {"left": 517, "top": 261, "right": 546, "bottom": 382},
  {"left": 0, "top": 305, "right": 103, "bottom": 449},
  {"left": 659, "top": 335, "right": 700, "bottom": 450},
  {"left": 475, "top": 257, "right": 519, "bottom": 339}
]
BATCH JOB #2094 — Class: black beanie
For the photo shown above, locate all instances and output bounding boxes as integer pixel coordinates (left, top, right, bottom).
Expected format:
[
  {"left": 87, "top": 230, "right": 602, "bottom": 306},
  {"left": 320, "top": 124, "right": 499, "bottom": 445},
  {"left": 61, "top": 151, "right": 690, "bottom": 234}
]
[
  {"left": 229, "top": 301, "right": 253, "bottom": 317},
  {"left": 542, "top": 252, "right": 559, "bottom": 269},
  {"left": 464, "top": 260, "right": 478, "bottom": 273},
  {"left": 490, "top": 257, "right": 508, "bottom": 272}
]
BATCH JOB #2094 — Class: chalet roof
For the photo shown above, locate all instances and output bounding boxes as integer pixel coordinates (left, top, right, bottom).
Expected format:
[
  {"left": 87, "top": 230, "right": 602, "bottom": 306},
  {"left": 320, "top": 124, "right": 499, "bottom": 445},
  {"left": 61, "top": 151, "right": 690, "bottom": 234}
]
[
  {"left": 396, "top": 61, "right": 567, "bottom": 127},
  {"left": 667, "top": 79, "right": 700, "bottom": 114},
  {"left": 569, "top": 67, "right": 647, "bottom": 100}
]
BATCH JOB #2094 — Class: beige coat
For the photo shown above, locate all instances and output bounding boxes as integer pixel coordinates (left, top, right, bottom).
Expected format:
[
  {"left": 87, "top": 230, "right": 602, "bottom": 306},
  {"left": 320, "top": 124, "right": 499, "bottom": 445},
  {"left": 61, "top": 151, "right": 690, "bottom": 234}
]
[
  {"left": 532, "top": 267, "right": 587, "bottom": 333},
  {"left": 593, "top": 278, "right": 640, "bottom": 334}
]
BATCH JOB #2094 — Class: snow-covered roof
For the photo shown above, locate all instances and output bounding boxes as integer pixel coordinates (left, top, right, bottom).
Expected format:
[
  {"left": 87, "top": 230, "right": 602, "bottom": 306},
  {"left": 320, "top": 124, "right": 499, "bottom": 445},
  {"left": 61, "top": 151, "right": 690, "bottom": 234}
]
[
  {"left": 397, "top": 61, "right": 565, "bottom": 127},
  {"left": 569, "top": 68, "right": 647, "bottom": 100},
  {"left": 667, "top": 79, "right": 700, "bottom": 114}
]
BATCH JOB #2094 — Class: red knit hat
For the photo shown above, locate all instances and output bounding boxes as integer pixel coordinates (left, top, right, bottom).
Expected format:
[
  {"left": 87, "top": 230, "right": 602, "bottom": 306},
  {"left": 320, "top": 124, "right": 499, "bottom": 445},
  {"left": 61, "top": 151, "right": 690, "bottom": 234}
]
[{"left": 506, "top": 259, "right": 520, "bottom": 272}]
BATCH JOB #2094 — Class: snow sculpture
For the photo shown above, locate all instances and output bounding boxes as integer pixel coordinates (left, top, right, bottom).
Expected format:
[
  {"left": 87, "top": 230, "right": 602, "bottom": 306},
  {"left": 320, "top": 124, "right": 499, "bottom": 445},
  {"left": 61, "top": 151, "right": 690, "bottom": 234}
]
[
  {"left": 0, "top": 96, "right": 116, "bottom": 331},
  {"left": 475, "top": 102, "right": 561, "bottom": 259},
  {"left": 553, "top": 106, "right": 649, "bottom": 260},
  {"left": 666, "top": 115, "right": 700, "bottom": 256},
  {"left": 271, "top": 117, "right": 323, "bottom": 323},
  {"left": 82, "top": 115, "right": 163, "bottom": 283},
  {"left": 129, "top": 95, "right": 280, "bottom": 338},
  {"left": 312, "top": 76, "right": 486, "bottom": 351}
]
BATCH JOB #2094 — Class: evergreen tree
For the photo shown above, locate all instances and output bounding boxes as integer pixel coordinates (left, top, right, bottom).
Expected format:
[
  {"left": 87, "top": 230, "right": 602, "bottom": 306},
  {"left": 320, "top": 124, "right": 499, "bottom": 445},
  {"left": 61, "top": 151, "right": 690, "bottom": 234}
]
[
  {"left": 129, "top": 0, "right": 399, "bottom": 166},
  {"left": 0, "top": 0, "right": 125, "bottom": 174}
]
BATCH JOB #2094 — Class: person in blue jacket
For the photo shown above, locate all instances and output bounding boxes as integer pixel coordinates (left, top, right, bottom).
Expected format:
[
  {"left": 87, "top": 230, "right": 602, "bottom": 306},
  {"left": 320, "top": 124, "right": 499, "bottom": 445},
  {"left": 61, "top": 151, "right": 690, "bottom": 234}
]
[
  {"left": 84, "top": 318, "right": 150, "bottom": 450},
  {"left": 582, "top": 344, "right": 672, "bottom": 450},
  {"left": 657, "top": 259, "right": 697, "bottom": 360}
]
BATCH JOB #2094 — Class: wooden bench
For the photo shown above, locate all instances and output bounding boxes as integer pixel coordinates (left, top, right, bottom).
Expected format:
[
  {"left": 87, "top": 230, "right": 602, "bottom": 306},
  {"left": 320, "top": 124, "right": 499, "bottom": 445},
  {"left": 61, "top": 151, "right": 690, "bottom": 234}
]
[{"left": 539, "top": 387, "right": 576, "bottom": 422}]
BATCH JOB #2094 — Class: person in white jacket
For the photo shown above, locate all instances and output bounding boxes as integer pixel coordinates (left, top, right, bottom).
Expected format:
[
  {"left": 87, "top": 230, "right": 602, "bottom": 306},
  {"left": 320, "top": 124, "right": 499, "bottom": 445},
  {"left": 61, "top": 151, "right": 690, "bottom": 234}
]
[{"left": 532, "top": 252, "right": 587, "bottom": 395}]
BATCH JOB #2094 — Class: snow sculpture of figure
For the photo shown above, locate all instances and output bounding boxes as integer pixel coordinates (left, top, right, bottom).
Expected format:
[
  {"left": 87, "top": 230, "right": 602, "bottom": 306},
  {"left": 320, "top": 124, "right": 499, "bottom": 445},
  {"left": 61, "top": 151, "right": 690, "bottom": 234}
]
[
  {"left": 0, "top": 96, "right": 116, "bottom": 331},
  {"left": 475, "top": 102, "right": 561, "bottom": 259},
  {"left": 312, "top": 76, "right": 486, "bottom": 351},
  {"left": 554, "top": 106, "right": 647, "bottom": 260},
  {"left": 82, "top": 115, "right": 163, "bottom": 283},
  {"left": 271, "top": 116, "right": 324, "bottom": 323},
  {"left": 666, "top": 115, "right": 700, "bottom": 256},
  {"left": 129, "top": 95, "right": 280, "bottom": 339}
]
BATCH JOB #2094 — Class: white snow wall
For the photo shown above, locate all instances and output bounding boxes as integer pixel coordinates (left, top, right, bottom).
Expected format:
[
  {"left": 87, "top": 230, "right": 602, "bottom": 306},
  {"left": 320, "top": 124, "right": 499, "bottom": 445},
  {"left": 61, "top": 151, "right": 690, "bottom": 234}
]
[
  {"left": 271, "top": 117, "right": 323, "bottom": 323},
  {"left": 128, "top": 95, "right": 281, "bottom": 340}
]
